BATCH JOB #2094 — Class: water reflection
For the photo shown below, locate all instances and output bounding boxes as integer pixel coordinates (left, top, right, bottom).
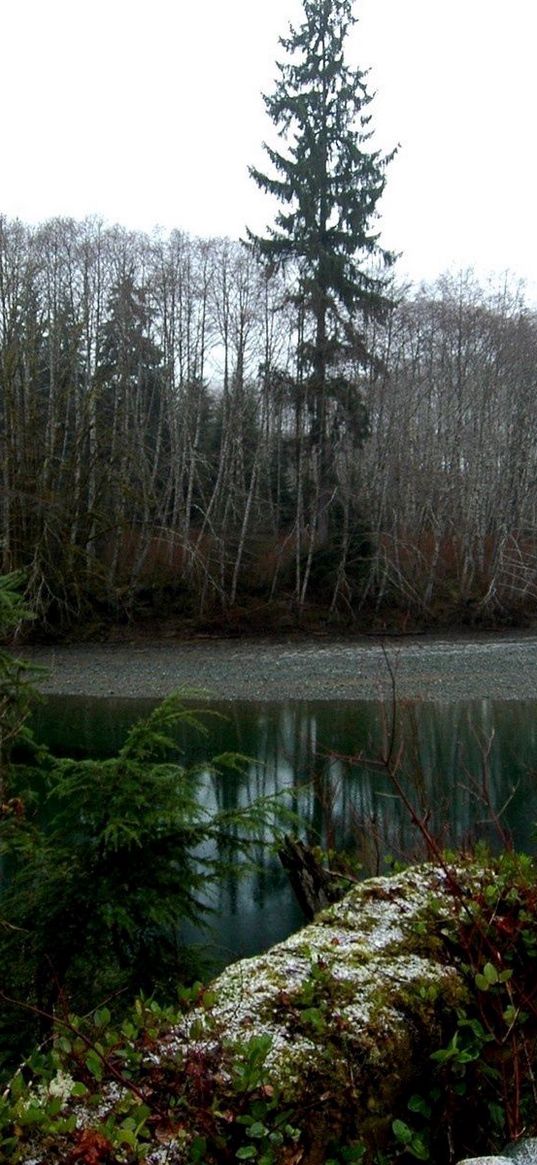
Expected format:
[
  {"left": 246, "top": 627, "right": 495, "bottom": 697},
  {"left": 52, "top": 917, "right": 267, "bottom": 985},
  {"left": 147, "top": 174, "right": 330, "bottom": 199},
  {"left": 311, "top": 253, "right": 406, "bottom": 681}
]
[{"left": 32, "top": 696, "right": 537, "bottom": 964}]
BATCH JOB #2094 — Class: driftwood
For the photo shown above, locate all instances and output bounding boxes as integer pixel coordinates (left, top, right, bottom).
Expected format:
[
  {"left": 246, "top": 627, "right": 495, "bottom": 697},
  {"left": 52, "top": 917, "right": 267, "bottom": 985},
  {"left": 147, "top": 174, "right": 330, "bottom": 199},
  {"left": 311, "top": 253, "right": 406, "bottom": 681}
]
[{"left": 278, "top": 834, "right": 336, "bottom": 920}]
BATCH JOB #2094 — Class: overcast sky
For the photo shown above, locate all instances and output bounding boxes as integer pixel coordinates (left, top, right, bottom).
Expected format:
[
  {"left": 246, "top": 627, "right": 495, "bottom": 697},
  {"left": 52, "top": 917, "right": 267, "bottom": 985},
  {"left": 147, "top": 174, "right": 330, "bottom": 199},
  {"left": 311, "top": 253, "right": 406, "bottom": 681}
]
[{"left": 3, "top": 0, "right": 537, "bottom": 292}]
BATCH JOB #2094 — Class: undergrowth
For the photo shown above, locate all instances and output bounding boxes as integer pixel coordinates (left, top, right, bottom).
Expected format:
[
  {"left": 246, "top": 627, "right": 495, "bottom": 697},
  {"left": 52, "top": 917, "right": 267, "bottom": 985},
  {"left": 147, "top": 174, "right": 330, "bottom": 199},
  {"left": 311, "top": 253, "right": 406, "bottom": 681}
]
[{"left": 389, "top": 850, "right": 537, "bottom": 1163}]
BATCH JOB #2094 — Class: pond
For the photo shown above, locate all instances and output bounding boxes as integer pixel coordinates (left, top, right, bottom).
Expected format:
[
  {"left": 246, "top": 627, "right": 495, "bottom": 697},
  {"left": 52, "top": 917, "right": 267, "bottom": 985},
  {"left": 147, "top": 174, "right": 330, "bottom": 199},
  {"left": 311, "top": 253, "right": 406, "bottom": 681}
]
[{"left": 31, "top": 694, "right": 537, "bottom": 967}]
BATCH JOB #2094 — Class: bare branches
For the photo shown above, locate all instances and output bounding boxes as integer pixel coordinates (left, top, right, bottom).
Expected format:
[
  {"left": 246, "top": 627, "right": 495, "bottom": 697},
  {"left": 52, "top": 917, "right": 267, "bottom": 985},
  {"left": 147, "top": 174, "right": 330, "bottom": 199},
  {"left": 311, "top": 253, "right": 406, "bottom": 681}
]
[{"left": 2, "top": 214, "right": 537, "bottom": 628}]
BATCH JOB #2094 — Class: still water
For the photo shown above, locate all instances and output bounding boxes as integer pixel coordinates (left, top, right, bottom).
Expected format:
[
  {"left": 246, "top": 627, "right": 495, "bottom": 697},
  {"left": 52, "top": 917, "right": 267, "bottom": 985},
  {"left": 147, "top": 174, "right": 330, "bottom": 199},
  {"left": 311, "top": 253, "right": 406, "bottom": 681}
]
[{"left": 32, "top": 696, "right": 537, "bottom": 967}]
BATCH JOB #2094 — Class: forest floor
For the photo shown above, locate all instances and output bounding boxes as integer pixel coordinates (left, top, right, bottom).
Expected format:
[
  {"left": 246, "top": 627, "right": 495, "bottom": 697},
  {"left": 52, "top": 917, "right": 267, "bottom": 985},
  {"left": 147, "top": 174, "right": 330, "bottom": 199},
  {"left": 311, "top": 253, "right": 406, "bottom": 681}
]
[{"left": 17, "top": 630, "right": 537, "bottom": 702}]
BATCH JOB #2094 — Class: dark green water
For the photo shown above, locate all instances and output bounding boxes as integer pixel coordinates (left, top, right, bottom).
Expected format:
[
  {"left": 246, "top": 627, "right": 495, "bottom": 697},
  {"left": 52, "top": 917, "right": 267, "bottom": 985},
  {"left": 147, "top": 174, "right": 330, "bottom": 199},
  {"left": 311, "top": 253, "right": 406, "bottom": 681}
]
[{"left": 31, "top": 696, "right": 537, "bottom": 966}]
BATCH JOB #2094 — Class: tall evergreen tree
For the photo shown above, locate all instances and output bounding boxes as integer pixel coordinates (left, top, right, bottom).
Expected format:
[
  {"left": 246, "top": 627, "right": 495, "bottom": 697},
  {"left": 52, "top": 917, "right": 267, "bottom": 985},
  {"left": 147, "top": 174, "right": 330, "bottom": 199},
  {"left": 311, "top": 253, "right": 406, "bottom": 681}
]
[{"left": 248, "top": 0, "right": 396, "bottom": 546}]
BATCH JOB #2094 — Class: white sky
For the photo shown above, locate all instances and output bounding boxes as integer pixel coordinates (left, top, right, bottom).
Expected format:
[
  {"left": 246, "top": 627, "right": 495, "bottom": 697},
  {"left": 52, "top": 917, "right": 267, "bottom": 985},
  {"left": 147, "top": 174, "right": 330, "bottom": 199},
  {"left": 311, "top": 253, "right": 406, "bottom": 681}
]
[{"left": 3, "top": 0, "right": 537, "bottom": 291}]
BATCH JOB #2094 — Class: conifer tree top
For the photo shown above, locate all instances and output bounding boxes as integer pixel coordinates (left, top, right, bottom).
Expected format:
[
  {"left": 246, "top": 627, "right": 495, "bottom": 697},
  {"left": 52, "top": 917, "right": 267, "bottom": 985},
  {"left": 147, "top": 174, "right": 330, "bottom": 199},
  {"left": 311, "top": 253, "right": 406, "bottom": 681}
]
[{"left": 247, "top": 0, "right": 396, "bottom": 319}]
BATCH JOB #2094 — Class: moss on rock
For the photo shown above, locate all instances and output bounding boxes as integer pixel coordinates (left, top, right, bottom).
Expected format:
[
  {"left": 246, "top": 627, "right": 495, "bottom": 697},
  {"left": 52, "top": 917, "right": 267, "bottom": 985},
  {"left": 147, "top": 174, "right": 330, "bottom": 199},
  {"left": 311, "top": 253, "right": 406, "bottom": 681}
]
[{"left": 11, "top": 859, "right": 533, "bottom": 1164}]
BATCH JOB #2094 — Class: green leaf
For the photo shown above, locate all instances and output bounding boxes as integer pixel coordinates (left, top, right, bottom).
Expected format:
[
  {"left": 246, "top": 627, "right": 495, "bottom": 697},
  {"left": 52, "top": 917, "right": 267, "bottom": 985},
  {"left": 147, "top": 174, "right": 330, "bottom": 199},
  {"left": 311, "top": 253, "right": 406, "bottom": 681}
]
[
  {"left": 17, "top": 1106, "right": 48, "bottom": 1127},
  {"left": 55, "top": 1036, "right": 72, "bottom": 1054},
  {"left": 189, "top": 1136, "right": 208, "bottom": 1163},
  {"left": 9, "top": 1073, "right": 24, "bottom": 1098},
  {"left": 46, "top": 1097, "right": 63, "bottom": 1117},
  {"left": 248, "top": 1121, "right": 268, "bottom": 1138},
  {"left": 118, "top": 1127, "right": 137, "bottom": 1148},
  {"left": 392, "top": 1119, "right": 413, "bottom": 1145},
  {"left": 94, "top": 1006, "right": 111, "bottom": 1026},
  {"left": 133, "top": 1103, "right": 151, "bottom": 1123},
  {"left": 408, "top": 1135, "right": 430, "bottom": 1161},
  {"left": 85, "top": 1051, "right": 103, "bottom": 1081},
  {"left": 71, "top": 1082, "right": 89, "bottom": 1098},
  {"left": 408, "top": 1094, "right": 431, "bottom": 1118}
]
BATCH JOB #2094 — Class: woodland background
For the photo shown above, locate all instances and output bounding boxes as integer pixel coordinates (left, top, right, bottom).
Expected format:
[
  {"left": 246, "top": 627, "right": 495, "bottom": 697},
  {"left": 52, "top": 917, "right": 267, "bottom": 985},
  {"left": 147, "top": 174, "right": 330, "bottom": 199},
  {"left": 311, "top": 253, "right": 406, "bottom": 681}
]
[{"left": 1, "top": 215, "right": 535, "bottom": 634}]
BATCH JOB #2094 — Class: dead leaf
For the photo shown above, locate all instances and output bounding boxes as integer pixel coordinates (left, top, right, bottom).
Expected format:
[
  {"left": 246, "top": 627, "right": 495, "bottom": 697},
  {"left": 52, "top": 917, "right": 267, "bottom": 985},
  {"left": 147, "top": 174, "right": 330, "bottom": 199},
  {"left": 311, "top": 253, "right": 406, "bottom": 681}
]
[{"left": 66, "top": 1128, "right": 113, "bottom": 1164}]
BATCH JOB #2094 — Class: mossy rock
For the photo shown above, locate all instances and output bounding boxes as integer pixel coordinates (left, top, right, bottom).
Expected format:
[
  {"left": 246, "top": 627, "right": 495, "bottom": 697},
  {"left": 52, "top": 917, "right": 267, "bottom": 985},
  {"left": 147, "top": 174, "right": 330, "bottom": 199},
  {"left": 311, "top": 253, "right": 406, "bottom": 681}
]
[
  {"left": 11, "top": 865, "right": 477, "bottom": 1164},
  {"left": 14, "top": 855, "right": 537, "bottom": 1163}
]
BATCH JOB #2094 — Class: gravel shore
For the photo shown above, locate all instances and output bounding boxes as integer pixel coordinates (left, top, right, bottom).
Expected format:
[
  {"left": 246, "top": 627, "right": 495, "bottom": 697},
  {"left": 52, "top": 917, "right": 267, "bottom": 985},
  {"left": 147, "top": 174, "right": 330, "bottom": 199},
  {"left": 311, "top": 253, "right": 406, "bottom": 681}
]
[{"left": 17, "top": 634, "right": 537, "bottom": 702}]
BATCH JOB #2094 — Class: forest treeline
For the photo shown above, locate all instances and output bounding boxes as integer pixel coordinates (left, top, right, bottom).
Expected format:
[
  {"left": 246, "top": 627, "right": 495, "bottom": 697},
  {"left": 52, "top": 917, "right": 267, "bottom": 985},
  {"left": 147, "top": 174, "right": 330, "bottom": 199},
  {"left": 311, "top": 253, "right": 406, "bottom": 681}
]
[{"left": 1, "top": 214, "right": 536, "bottom": 634}]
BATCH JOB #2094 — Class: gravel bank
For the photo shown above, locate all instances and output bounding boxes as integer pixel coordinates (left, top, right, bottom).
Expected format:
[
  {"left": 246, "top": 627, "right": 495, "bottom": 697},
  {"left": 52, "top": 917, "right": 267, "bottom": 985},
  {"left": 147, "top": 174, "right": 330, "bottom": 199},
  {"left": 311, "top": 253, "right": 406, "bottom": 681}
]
[{"left": 17, "top": 634, "right": 537, "bottom": 702}]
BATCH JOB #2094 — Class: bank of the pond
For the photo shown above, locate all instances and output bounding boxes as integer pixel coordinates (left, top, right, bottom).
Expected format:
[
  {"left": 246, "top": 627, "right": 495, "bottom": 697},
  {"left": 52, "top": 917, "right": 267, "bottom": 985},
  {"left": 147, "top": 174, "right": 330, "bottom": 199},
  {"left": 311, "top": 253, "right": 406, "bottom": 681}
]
[{"left": 17, "top": 633, "right": 537, "bottom": 701}]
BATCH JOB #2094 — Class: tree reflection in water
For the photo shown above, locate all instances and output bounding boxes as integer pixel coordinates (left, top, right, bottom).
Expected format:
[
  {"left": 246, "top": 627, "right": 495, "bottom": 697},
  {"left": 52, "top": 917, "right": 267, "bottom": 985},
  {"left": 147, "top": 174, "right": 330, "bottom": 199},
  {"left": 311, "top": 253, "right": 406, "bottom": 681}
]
[{"left": 32, "top": 695, "right": 537, "bottom": 964}]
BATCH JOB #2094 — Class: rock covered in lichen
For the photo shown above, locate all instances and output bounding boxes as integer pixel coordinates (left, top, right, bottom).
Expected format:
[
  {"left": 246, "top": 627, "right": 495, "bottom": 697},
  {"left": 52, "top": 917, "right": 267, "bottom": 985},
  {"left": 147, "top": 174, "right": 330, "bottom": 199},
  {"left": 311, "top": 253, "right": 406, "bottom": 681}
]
[
  {"left": 11, "top": 864, "right": 473, "bottom": 1164},
  {"left": 458, "top": 1147, "right": 537, "bottom": 1165},
  {"left": 161, "top": 865, "right": 466, "bottom": 1152}
]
